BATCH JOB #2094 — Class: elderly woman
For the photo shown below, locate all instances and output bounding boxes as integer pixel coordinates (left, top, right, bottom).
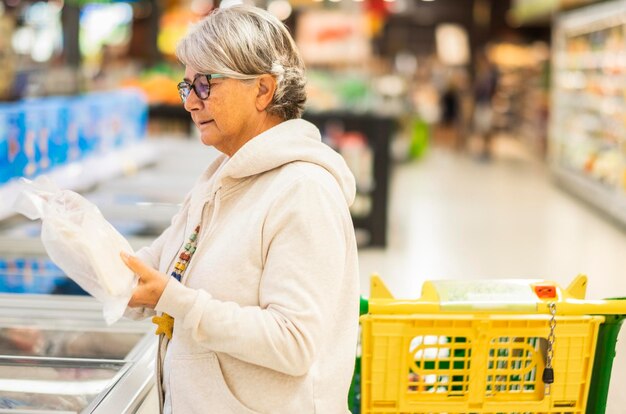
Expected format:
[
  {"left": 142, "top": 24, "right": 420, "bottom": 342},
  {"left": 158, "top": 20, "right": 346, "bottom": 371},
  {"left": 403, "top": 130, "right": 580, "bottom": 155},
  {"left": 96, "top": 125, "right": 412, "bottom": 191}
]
[{"left": 120, "top": 5, "right": 359, "bottom": 414}]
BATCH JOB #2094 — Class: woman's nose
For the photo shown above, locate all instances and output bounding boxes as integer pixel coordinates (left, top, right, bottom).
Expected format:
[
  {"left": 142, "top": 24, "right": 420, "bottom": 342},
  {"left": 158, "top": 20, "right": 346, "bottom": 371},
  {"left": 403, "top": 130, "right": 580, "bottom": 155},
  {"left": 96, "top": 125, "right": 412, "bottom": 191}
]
[{"left": 184, "top": 90, "right": 202, "bottom": 112}]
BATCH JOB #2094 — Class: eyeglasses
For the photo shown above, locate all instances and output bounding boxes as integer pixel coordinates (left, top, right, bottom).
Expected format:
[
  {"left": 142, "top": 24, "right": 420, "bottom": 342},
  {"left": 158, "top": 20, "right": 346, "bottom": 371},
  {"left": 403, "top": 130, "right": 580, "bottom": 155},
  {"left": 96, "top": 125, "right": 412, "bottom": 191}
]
[{"left": 177, "top": 73, "right": 226, "bottom": 104}]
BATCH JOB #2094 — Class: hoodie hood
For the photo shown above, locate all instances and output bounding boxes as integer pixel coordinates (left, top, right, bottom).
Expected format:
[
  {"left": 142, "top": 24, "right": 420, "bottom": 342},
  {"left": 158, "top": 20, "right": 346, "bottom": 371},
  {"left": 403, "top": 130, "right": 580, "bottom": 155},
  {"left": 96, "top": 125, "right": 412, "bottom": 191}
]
[{"left": 207, "top": 119, "right": 356, "bottom": 205}]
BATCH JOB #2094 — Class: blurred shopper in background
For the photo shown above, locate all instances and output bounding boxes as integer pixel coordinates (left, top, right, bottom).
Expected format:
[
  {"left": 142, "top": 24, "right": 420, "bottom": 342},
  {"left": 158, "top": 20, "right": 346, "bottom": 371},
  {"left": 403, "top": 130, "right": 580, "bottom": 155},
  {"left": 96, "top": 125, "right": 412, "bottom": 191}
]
[
  {"left": 120, "top": 5, "right": 359, "bottom": 414},
  {"left": 436, "top": 67, "right": 471, "bottom": 152},
  {"left": 441, "top": 81, "right": 460, "bottom": 131},
  {"left": 472, "top": 50, "right": 499, "bottom": 161},
  {"left": 438, "top": 80, "right": 460, "bottom": 149}
]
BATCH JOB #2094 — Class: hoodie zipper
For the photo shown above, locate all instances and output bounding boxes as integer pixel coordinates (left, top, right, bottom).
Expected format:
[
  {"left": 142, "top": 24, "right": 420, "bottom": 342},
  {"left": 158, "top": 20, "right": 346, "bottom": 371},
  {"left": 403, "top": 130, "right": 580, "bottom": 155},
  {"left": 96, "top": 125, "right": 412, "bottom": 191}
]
[
  {"left": 182, "top": 187, "right": 222, "bottom": 284},
  {"left": 155, "top": 206, "right": 206, "bottom": 413},
  {"left": 156, "top": 192, "right": 218, "bottom": 412}
]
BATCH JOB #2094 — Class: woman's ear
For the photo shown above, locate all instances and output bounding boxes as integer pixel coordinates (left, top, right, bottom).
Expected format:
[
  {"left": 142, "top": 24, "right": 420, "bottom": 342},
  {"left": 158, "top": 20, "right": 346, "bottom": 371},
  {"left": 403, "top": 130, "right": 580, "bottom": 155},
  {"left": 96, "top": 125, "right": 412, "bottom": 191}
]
[{"left": 255, "top": 74, "right": 277, "bottom": 112}]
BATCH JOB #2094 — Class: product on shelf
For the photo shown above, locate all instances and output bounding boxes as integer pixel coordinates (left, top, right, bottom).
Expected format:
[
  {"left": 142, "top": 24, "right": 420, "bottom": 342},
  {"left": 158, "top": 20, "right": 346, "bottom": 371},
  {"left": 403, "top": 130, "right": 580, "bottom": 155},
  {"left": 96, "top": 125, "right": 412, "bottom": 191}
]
[
  {"left": 0, "top": 258, "right": 67, "bottom": 294},
  {"left": 553, "top": 6, "right": 626, "bottom": 188},
  {"left": 1, "top": 105, "right": 27, "bottom": 180},
  {"left": 0, "top": 111, "right": 10, "bottom": 184},
  {"left": 0, "top": 89, "right": 148, "bottom": 186},
  {"left": 551, "top": 1, "right": 626, "bottom": 225},
  {"left": 122, "top": 72, "right": 181, "bottom": 105}
]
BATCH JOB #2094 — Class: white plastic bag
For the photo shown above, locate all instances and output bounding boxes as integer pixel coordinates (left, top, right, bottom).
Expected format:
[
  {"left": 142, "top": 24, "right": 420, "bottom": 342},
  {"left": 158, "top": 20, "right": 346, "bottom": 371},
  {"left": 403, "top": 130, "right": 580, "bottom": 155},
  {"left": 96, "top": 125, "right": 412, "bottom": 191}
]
[{"left": 13, "top": 176, "right": 137, "bottom": 324}]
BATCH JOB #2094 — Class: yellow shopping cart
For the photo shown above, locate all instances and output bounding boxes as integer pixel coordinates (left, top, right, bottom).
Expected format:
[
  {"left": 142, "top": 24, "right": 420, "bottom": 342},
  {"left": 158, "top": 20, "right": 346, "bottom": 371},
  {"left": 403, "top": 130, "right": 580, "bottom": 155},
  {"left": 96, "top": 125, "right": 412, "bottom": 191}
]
[{"left": 356, "top": 275, "right": 626, "bottom": 414}]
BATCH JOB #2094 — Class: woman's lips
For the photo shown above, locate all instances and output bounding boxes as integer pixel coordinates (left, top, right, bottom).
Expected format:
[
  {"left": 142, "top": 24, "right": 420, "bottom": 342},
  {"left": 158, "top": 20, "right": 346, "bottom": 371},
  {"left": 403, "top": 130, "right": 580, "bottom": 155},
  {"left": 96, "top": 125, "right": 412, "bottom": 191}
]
[{"left": 197, "top": 120, "right": 213, "bottom": 128}]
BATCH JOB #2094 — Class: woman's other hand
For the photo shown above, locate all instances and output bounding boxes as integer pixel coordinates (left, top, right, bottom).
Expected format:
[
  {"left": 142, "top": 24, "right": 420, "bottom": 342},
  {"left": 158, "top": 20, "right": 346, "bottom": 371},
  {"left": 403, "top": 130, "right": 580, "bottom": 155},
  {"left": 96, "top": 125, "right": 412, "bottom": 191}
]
[{"left": 120, "top": 252, "right": 169, "bottom": 309}]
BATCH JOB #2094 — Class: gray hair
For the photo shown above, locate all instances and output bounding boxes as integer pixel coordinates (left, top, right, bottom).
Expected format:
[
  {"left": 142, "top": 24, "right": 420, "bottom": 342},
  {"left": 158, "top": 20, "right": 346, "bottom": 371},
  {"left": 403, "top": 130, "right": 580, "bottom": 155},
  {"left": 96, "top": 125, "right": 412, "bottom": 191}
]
[{"left": 176, "top": 5, "right": 306, "bottom": 120}]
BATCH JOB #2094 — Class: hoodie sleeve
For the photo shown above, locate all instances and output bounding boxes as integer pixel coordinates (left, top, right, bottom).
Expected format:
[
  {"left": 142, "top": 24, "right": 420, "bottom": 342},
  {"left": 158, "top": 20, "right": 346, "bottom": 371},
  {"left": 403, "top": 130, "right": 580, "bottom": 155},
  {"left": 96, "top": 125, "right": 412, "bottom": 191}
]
[{"left": 155, "top": 175, "right": 357, "bottom": 376}]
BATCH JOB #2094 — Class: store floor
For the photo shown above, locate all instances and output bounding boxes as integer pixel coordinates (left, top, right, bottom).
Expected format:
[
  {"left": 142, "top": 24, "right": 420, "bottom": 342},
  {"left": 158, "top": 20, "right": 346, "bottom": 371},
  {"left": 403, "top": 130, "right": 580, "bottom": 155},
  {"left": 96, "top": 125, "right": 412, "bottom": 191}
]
[{"left": 358, "top": 136, "right": 626, "bottom": 413}]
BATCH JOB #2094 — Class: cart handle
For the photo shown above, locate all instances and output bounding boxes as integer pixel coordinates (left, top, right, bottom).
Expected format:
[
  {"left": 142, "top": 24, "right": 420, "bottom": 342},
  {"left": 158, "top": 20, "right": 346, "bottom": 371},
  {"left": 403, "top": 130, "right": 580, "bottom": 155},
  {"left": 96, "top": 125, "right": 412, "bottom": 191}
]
[
  {"left": 366, "top": 275, "right": 626, "bottom": 316},
  {"left": 367, "top": 297, "right": 626, "bottom": 315}
]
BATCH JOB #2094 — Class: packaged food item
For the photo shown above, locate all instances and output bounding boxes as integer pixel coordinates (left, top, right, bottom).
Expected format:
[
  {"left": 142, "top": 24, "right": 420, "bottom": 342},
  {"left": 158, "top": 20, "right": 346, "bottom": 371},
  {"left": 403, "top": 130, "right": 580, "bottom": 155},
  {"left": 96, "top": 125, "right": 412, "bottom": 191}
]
[
  {"left": 0, "top": 107, "right": 10, "bottom": 184},
  {"left": 13, "top": 176, "right": 137, "bottom": 324},
  {"left": 4, "top": 105, "right": 27, "bottom": 180},
  {"left": 28, "top": 98, "right": 68, "bottom": 170}
]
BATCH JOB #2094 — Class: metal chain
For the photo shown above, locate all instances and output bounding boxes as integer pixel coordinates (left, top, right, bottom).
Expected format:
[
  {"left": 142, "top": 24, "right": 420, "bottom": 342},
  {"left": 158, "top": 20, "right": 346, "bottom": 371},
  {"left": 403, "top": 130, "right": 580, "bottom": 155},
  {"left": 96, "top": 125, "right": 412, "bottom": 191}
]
[
  {"left": 546, "top": 302, "right": 556, "bottom": 368},
  {"left": 544, "top": 302, "right": 557, "bottom": 395}
]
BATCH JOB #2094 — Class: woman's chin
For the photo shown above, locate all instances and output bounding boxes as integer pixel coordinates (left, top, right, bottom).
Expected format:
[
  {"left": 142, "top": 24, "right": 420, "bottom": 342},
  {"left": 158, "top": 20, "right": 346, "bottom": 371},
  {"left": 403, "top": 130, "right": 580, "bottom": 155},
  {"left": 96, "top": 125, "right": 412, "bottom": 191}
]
[{"left": 199, "top": 134, "right": 215, "bottom": 147}]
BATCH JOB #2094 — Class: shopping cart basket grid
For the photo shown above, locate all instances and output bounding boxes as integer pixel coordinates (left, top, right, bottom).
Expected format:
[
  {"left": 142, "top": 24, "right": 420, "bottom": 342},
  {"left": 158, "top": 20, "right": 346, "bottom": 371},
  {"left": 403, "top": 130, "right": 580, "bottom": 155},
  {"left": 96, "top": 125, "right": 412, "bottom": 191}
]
[{"left": 358, "top": 275, "right": 626, "bottom": 414}]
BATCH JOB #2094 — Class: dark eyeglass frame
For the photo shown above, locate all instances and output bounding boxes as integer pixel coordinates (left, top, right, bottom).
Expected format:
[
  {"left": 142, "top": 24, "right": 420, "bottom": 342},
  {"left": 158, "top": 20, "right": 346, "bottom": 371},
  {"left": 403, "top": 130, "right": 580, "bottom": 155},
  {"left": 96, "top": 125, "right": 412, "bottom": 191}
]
[{"left": 177, "top": 73, "right": 226, "bottom": 104}]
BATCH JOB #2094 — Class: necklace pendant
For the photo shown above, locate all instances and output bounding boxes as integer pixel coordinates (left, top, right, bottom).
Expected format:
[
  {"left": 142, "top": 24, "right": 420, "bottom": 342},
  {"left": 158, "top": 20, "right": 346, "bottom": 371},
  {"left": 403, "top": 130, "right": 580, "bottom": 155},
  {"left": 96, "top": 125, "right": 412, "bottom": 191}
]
[{"left": 152, "top": 313, "right": 175, "bottom": 339}]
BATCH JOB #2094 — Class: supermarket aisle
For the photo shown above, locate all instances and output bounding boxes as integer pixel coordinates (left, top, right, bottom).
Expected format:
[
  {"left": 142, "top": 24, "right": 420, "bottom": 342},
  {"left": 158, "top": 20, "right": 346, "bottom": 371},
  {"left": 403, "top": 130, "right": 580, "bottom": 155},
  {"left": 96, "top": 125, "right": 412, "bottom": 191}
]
[{"left": 358, "top": 136, "right": 626, "bottom": 413}]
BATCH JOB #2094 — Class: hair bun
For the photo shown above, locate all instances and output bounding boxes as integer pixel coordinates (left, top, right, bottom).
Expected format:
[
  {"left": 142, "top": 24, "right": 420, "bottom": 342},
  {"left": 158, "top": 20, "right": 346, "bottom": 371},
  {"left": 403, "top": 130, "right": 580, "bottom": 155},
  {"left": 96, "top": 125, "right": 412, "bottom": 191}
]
[{"left": 271, "top": 62, "right": 285, "bottom": 82}]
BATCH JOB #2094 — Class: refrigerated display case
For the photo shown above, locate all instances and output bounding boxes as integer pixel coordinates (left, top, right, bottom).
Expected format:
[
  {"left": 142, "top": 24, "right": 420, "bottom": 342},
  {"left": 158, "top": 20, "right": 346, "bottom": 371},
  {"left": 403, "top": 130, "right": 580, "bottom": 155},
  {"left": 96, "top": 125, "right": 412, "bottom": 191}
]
[
  {"left": 488, "top": 42, "right": 550, "bottom": 157},
  {"left": 551, "top": 0, "right": 626, "bottom": 224},
  {"left": 0, "top": 140, "right": 210, "bottom": 412},
  {"left": 0, "top": 294, "right": 157, "bottom": 412},
  {"left": 91, "top": 138, "right": 220, "bottom": 227},
  {"left": 0, "top": 136, "right": 158, "bottom": 223}
]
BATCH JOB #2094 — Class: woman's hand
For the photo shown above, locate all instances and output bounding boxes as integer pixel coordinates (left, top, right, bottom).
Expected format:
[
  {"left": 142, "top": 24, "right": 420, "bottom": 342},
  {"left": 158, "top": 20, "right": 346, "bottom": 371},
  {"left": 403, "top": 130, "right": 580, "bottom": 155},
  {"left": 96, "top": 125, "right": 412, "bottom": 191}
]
[{"left": 120, "top": 252, "right": 169, "bottom": 309}]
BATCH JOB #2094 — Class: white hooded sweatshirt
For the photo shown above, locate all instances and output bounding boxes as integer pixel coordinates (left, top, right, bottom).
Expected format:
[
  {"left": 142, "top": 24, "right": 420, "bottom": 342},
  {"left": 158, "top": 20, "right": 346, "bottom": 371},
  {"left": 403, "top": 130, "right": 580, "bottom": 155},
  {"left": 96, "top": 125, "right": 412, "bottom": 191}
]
[{"left": 126, "top": 119, "right": 360, "bottom": 413}]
